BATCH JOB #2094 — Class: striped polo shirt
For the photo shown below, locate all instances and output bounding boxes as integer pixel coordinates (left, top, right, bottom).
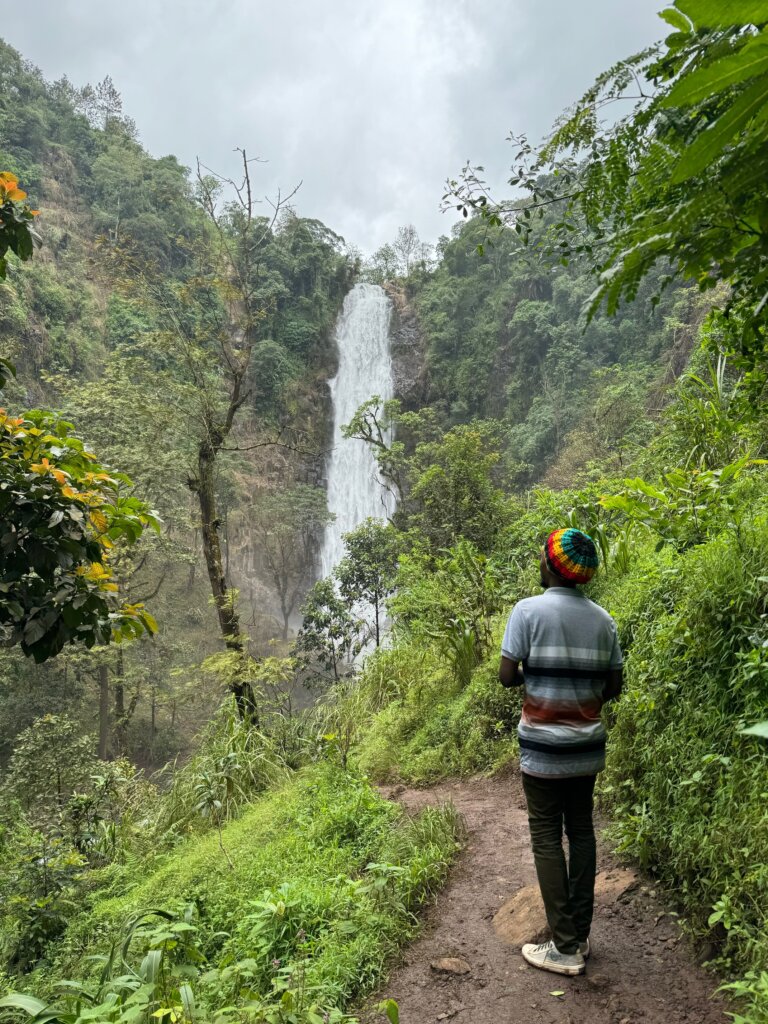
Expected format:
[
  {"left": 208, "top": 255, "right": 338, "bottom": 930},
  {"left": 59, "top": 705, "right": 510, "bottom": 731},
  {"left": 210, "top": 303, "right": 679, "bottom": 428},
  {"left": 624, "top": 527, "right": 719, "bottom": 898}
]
[{"left": 501, "top": 587, "right": 623, "bottom": 778}]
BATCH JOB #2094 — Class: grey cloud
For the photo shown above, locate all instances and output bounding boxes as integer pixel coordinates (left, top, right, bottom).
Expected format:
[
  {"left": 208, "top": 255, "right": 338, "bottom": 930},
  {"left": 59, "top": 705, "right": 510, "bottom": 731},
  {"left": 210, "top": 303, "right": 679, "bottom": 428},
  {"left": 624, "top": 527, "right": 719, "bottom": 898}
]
[{"left": 8, "top": 0, "right": 662, "bottom": 252}]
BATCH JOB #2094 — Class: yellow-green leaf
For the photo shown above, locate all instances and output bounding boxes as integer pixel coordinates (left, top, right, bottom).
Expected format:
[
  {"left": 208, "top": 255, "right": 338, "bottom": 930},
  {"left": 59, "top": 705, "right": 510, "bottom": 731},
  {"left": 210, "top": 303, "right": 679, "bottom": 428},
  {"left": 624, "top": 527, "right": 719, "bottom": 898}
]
[{"left": 660, "top": 7, "right": 691, "bottom": 32}]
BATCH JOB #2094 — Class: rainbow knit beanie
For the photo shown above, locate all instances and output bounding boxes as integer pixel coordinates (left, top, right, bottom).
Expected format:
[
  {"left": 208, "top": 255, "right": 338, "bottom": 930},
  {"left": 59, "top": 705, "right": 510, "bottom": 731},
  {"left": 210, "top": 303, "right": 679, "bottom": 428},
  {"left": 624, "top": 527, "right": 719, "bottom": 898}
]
[{"left": 545, "top": 528, "right": 598, "bottom": 584}]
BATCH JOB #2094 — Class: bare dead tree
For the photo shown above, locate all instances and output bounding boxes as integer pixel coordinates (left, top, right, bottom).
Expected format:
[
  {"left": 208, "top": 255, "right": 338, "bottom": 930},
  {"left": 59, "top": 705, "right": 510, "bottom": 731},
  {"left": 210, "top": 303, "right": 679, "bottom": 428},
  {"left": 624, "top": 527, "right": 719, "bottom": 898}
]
[
  {"left": 182, "top": 151, "right": 301, "bottom": 722},
  {"left": 99, "top": 149, "right": 310, "bottom": 723},
  {"left": 393, "top": 224, "right": 420, "bottom": 277}
]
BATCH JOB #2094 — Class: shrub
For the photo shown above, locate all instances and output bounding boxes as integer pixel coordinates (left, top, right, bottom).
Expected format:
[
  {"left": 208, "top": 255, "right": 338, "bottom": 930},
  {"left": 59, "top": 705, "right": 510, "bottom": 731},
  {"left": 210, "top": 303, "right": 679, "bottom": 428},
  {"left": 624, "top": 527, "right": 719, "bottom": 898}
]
[
  {"left": 598, "top": 515, "right": 768, "bottom": 986},
  {"left": 4, "top": 765, "right": 460, "bottom": 1024},
  {"left": 358, "top": 640, "right": 519, "bottom": 785}
]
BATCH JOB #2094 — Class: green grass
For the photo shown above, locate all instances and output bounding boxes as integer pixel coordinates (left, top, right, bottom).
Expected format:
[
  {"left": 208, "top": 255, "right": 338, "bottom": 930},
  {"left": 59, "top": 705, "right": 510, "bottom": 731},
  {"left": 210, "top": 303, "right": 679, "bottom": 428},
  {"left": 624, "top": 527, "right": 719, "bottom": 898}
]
[
  {"left": 354, "top": 512, "right": 768, "bottom": 1020},
  {"left": 357, "top": 645, "right": 519, "bottom": 785},
  {"left": 23, "top": 763, "right": 460, "bottom": 1022},
  {"left": 594, "top": 526, "right": 768, "bottom": 983}
]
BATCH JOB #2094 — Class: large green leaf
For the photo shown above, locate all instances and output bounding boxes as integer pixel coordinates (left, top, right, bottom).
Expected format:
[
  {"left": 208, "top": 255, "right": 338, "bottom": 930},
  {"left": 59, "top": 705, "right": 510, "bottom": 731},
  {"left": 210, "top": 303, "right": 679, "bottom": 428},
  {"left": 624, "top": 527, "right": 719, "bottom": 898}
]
[
  {"left": 676, "top": 0, "right": 768, "bottom": 30},
  {"left": 139, "top": 949, "right": 163, "bottom": 984},
  {"left": 178, "top": 985, "right": 195, "bottom": 1019},
  {"left": 741, "top": 720, "right": 768, "bottom": 738},
  {"left": 661, "top": 34, "right": 768, "bottom": 108},
  {"left": 0, "top": 995, "right": 52, "bottom": 1017},
  {"left": 671, "top": 74, "right": 768, "bottom": 182}
]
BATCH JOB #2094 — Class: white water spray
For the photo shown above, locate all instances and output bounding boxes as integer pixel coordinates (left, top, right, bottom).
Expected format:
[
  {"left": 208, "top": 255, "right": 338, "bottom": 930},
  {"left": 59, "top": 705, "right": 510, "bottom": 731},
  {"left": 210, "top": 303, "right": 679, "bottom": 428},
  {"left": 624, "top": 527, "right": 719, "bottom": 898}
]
[{"left": 319, "top": 283, "right": 396, "bottom": 578}]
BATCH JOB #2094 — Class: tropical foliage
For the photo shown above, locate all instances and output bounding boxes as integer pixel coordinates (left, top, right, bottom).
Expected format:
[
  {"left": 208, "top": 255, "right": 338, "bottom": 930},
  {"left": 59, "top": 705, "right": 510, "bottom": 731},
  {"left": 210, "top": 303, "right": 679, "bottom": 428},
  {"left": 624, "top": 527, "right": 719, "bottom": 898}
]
[
  {"left": 448, "top": 0, "right": 768, "bottom": 368},
  {"left": 0, "top": 409, "right": 159, "bottom": 662},
  {"left": 0, "top": 170, "right": 39, "bottom": 281},
  {"left": 5, "top": 6, "right": 768, "bottom": 1024}
]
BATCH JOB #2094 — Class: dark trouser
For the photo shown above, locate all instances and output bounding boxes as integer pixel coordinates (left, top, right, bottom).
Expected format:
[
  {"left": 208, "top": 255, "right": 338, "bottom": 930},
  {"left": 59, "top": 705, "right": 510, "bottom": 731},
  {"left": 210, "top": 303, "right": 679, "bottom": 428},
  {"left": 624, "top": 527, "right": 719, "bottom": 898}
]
[{"left": 521, "top": 772, "right": 597, "bottom": 956}]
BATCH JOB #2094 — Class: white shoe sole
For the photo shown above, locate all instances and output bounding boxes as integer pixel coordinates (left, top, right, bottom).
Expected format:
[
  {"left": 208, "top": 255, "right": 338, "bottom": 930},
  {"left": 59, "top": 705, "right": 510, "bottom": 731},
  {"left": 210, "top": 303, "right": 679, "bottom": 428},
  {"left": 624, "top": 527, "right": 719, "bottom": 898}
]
[{"left": 522, "top": 950, "right": 585, "bottom": 976}]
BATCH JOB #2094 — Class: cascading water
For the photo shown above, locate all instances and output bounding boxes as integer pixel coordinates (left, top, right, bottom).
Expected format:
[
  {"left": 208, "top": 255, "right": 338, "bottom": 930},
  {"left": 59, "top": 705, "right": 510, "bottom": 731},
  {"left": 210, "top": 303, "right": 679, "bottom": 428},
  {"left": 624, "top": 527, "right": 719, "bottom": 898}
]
[{"left": 319, "top": 283, "right": 396, "bottom": 578}]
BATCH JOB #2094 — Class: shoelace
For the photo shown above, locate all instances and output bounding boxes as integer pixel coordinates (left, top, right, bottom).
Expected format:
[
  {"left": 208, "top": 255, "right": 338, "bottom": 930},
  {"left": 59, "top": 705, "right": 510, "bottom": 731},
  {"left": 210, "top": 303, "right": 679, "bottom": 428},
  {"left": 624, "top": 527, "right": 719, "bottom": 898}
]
[{"left": 532, "top": 941, "right": 554, "bottom": 954}]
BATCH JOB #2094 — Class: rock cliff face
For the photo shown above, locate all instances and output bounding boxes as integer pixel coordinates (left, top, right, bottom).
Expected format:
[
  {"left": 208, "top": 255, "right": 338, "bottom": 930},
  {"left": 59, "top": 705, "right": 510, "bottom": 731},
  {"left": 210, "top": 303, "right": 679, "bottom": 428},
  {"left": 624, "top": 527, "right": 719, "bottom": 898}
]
[{"left": 384, "top": 283, "right": 429, "bottom": 410}]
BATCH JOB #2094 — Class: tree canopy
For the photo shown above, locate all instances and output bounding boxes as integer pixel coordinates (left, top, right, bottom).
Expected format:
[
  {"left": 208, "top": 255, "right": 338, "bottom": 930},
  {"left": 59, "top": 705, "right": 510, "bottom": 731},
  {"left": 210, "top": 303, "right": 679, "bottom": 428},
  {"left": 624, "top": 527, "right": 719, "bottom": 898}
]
[
  {"left": 0, "top": 409, "right": 159, "bottom": 662},
  {"left": 449, "top": 0, "right": 768, "bottom": 369}
]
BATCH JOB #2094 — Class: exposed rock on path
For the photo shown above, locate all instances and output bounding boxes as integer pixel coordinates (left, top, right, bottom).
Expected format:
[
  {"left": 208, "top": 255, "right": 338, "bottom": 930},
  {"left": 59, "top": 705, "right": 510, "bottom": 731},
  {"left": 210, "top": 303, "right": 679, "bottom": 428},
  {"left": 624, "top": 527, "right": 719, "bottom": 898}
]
[{"left": 362, "top": 770, "right": 727, "bottom": 1024}]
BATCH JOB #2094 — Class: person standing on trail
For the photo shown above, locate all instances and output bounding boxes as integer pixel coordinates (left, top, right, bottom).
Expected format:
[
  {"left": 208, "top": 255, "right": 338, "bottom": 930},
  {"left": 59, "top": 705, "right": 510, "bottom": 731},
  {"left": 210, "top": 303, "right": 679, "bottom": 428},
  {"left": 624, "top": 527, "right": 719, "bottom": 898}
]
[{"left": 499, "top": 528, "right": 623, "bottom": 977}]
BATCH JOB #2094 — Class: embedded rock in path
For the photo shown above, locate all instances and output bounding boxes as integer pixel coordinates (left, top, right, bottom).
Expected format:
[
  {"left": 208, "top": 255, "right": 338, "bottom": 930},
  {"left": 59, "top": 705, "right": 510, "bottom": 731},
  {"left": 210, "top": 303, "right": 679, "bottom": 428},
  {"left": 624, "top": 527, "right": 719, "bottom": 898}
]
[
  {"left": 492, "top": 885, "right": 549, "bottom": 946},
  {"left": 493, "top": 868, "right": 640, "bottom": 947},
  {"left": 594, "top": 867, "right": 639, "bottom": 904},
  {"left": 430, "top": 957, "right": 472, "bottom": 976}
]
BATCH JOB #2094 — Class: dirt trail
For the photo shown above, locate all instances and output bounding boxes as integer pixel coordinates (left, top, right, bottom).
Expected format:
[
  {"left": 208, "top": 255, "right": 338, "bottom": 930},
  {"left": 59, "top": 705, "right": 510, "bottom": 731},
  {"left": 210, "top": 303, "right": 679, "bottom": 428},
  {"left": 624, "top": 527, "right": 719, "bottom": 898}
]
[{"left": 362, "top": 770, "right": 728, "bottom": 1024}]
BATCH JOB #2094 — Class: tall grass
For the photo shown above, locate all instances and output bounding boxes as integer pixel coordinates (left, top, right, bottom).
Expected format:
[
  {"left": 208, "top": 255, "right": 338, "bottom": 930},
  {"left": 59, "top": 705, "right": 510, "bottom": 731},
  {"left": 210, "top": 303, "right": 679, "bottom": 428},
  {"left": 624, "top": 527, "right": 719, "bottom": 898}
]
[
  {"left": 154, "top": 706, "right": 289, "bottom": 837},
  {"left": 8, "top": 764, "right": 461, "bottom": 1024},
  {"left": 594, "top": 524, "right": 768, "bottom": 987},
  {"left": 356, "top": 641, "right": 520, "bottom": 784}
]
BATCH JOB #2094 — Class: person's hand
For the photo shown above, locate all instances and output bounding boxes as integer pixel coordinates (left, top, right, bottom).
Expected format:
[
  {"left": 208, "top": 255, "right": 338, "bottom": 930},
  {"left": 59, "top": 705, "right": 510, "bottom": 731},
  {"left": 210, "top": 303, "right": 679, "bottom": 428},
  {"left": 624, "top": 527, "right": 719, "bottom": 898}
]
[{"left": 499, "top": 657, "right": 524, "bottom": 688}]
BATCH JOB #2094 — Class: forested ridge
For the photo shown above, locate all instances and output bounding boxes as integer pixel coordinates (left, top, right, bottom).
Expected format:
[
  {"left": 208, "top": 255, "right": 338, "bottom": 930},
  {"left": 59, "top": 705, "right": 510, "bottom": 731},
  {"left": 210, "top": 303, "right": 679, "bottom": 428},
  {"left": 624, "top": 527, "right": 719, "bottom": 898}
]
[
  {"left": 2, "top": 2, "right": 768, "bottom": 1022},
  {"left": 0, "top": 36, "right": 358, "bottom": 761}
]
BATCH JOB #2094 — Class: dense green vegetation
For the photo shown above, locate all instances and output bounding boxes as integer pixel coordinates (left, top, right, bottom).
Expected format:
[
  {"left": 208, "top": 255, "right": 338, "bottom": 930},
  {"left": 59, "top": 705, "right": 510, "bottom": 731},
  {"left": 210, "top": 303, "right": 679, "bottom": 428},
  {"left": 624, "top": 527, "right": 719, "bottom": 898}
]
[
  {"left": 3, "top": 1, "right": 768, "bottom": 1022},
  {"left": 403, "top": 220, "right": 702, "bottom": 485},
  {"left": 338, "top": 344, "right": 768, "bottom": 1024},
  {"left": 0, "top": 37, "right": 356, "bottom": 765},
  {"left": 0, "top": 759, "right": 459, "bottom": 1024}
]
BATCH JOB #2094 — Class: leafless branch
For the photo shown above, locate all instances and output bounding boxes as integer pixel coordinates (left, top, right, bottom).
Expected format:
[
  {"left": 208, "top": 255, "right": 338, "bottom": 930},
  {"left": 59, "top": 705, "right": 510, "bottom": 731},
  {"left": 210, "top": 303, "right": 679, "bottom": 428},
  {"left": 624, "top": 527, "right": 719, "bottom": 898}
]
[
  {"left": 222, "top": 438, "right": 324, "bottom": 457},
  {"left": 133, "top": 570, "right": 168, "bottom": 604}
]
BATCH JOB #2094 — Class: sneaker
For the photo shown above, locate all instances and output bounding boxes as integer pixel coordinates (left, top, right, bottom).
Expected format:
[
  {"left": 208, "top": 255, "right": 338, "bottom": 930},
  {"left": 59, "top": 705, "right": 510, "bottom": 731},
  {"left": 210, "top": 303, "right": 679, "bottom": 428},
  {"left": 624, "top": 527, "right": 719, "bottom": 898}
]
[
  {"left": 521, "top": 939, "right": 585, "bottom": 976},
  {"left": 578, "top": 938, "right": 590, "bottom": 959}
]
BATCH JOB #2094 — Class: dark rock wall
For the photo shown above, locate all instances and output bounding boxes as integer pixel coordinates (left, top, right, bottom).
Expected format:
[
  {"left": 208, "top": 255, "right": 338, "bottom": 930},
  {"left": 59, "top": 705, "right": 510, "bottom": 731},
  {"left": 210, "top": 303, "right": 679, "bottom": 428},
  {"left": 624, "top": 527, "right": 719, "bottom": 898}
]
[{"left": 384, "top": 283, "right": 428, "bottom": 411}]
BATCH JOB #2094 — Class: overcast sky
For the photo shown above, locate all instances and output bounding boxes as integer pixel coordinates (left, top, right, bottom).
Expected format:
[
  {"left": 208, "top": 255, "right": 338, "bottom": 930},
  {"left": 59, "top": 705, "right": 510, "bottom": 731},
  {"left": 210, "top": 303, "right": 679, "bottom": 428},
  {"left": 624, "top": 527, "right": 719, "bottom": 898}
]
[{"left": 8, "top": 1, "right": 664, "bottom": 254}]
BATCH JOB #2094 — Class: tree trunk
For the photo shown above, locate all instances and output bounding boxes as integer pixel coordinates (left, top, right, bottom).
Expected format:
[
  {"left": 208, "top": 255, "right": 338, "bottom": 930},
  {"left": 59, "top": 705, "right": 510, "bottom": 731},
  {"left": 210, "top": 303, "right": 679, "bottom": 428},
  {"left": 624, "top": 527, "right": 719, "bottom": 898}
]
[
  {"left": 222, "top": 500, "right": 231, "bottom": 578},
  {"left": 280, "top": 597, "right": 290, "bottom": 641},
  {"left": 189, "top": 524, "right": 198, "bottom": 587},
  {"left": 98, "top": 663, "right": 110, "bottom": 761},
  {"left": 113, "top": 648, "right": 125, "bottom": 755},
  {"left": 196, "top": 438, "right": 258, "bottom": 723}
]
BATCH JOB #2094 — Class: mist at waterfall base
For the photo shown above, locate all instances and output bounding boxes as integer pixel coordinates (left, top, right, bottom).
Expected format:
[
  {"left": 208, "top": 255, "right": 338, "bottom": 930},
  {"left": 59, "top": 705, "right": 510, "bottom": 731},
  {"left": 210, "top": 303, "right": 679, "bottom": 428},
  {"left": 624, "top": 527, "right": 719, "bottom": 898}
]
[{"left": 317, "top": 283, "right": 396, "bottom": 656}]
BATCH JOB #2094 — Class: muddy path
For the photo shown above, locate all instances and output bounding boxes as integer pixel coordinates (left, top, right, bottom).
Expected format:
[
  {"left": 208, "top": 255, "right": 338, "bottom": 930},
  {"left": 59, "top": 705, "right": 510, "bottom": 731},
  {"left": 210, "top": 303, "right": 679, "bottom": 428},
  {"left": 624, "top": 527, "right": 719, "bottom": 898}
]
[{"left": 362, "top": 770, "right": 728, "bottom": 1024}]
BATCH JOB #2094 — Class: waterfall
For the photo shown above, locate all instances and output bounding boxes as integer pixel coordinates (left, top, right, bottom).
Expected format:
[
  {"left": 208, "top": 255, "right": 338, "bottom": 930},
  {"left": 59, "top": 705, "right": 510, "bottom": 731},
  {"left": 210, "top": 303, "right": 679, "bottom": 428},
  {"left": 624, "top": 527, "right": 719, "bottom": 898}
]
[{"left": 319, "top": 283, "right": 396, "bottom": 578}]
